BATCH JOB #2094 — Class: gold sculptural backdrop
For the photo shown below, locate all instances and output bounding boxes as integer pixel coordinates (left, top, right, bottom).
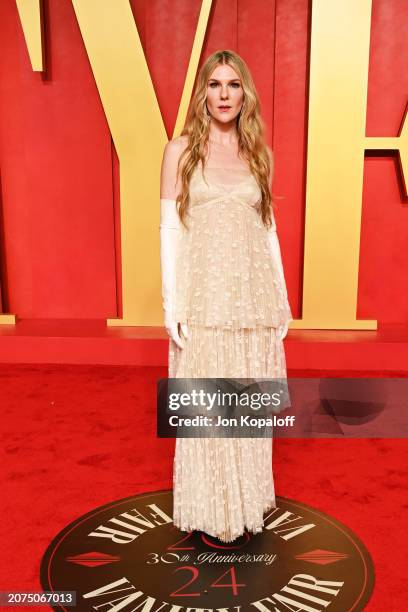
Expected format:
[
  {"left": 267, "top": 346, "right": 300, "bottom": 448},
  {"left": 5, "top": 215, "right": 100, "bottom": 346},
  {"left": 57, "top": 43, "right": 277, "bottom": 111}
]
[
  {"left": 10, "top": 0, "right": 408, "bottom": 329},
  {"left": 15, "top": 0, "right": 43, "bottom": 72}
]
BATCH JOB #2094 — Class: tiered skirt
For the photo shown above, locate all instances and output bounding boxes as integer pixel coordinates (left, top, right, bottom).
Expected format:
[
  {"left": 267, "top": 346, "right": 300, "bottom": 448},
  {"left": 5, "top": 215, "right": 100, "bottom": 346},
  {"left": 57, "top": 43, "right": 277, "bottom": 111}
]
[{"left": 169, "top": 323, "right": 288, "bottom": 542}]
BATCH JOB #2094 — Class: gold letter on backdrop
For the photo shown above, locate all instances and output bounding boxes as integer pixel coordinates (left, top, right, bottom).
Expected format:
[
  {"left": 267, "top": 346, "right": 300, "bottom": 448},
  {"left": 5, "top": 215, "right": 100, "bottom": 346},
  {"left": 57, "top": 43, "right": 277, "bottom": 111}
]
[
  {"left": 71, "top": 0, "right": 212, "bottom": 327},
  {"left": 293, "top": 0, "right": 406, "bottom": 329},
  {"left": 295, "top": 0, "right": 376, "bottom": 329},
  {"left": 16, "top": 0, "right": 43, "bottom": 72}
]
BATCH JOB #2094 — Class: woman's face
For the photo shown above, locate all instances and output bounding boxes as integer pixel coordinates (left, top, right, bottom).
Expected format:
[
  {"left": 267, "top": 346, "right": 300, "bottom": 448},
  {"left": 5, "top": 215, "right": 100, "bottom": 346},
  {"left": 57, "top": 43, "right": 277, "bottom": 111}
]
[{"left": 206, "top": 64, "right": 244, "bottom": 124}]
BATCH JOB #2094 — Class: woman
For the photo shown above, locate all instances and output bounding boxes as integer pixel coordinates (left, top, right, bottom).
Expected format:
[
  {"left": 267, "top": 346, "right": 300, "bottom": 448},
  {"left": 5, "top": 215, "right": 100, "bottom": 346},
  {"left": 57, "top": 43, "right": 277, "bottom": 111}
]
[{"left": 160, "top": 50, "right": 292, "bottom": 542}]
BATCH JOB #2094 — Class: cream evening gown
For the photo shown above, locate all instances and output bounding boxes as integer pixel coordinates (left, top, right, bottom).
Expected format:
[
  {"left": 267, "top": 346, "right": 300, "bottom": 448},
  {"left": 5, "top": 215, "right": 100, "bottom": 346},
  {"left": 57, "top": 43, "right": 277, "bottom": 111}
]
[{"left": 168, "top": 162, "right": 292, "bottom": 542}]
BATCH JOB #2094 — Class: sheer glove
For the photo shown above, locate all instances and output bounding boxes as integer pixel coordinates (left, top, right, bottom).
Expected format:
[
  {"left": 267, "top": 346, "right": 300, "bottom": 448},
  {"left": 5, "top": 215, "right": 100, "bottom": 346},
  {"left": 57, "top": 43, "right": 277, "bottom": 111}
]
[{"left": 160, "top": 198, "right": 189, "bottom": 349}]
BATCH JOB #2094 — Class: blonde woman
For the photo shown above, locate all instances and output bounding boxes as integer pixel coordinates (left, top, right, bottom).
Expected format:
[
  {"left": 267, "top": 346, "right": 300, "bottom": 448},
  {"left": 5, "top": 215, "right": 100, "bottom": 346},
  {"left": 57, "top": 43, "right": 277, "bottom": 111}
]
[{"left": 160, "top": 50, "right": 292, "bottom": 542}]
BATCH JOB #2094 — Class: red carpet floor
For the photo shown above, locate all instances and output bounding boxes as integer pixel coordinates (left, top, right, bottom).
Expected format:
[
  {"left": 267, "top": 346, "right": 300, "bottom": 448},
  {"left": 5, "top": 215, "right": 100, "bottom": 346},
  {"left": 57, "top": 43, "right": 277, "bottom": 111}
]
[{"left": 1, "top": 364, "right": 407, "bottom": 611}]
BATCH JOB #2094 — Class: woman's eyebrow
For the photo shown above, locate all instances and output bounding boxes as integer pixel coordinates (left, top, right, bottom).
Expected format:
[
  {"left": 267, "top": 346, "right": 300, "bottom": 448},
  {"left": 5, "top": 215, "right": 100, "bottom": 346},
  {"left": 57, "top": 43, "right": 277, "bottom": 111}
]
[{"left": 208, "top": 78, "right": 241, "bottom": 82}]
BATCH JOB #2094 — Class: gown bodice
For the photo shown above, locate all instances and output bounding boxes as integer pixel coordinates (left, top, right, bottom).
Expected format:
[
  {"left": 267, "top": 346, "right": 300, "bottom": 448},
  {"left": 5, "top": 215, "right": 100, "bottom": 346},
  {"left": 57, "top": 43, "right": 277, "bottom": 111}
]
[
  {"left": 188, "top": 165, "right": 265, "bottom": 212},
  {"left": 174, "top": 164, "right": 291, "bottom": 329}
]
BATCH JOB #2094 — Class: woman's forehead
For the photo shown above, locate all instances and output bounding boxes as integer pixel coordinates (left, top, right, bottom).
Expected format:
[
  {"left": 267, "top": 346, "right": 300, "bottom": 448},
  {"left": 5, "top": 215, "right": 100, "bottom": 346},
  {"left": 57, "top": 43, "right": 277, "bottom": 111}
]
[{"left": 209, "top": 64, "right": 241, "bottom": 81}]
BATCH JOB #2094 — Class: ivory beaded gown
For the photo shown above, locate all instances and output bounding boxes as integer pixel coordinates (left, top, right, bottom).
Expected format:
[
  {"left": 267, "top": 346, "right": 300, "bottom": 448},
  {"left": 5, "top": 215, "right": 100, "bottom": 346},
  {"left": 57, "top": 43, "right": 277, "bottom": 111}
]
[{"left": 168, "top": 162, "right": 292, "bottom": 543}]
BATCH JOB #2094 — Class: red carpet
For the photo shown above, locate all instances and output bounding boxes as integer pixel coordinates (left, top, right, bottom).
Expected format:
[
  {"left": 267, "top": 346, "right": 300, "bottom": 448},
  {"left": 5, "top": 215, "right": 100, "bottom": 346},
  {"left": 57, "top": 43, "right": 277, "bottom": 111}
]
[{"left": 1, "top": 364, "right": 406, "bottom": 611}]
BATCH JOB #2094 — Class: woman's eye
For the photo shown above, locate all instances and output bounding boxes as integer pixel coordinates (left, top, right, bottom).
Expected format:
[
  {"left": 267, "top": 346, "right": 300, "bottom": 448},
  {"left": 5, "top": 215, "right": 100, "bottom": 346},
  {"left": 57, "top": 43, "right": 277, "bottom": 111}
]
[{"left": 208, "top": 82, "right": 241, "bottom": 88}]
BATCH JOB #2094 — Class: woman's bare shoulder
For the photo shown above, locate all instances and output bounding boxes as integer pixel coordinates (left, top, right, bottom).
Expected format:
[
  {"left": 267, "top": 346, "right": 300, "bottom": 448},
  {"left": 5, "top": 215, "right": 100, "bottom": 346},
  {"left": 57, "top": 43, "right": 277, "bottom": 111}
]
[
  {"left": 161, "top": 136, "right": 189, "bottom": 198},
  {"left": 164, "top": 135, "right": 188, "bottom": 155}
]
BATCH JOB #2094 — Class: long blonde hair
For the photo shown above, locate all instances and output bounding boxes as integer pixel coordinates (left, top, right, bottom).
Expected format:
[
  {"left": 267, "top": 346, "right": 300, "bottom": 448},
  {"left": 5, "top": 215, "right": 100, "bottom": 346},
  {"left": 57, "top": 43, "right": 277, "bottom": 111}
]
[{"left": 176, "top": 49, "right": 276, "bottom": 230}]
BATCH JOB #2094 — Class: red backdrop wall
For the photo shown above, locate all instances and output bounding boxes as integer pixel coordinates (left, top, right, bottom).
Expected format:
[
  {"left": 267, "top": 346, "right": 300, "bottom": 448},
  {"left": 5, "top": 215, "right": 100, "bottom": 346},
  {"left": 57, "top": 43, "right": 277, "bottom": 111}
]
[{"left": 0, "top": 0, "right": 407, "bottom": 324}]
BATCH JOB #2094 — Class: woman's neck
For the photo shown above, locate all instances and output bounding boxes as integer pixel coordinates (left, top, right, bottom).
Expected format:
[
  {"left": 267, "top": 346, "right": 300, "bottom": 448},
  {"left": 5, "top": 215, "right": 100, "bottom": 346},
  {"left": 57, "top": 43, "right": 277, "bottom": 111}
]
[{"left": 208, "top": 125, "right": 239, "bottom": 147}]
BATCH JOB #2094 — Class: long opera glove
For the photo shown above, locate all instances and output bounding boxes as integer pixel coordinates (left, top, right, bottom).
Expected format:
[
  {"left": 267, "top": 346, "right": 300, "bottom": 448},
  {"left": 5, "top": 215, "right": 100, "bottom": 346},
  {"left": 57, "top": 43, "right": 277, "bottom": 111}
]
[
  {"left": 159, "top": 198, "right": 189, "bottom": 349},
  {"left": 266, "top": 218, "right": 293, "bottom": 340}
]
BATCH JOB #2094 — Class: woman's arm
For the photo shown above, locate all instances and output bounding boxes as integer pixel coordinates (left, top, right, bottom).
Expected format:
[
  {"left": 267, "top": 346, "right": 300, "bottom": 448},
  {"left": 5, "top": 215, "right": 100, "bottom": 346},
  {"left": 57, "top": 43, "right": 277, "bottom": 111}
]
[
  {"left": 160, "top": 138, "right": 184, "bottom": 199},
  {"left": 266, "top": 146, "right": 292, "bottom": 340},
  {"left": 159, "top": 139, "right": 188, "bottom": 349}
]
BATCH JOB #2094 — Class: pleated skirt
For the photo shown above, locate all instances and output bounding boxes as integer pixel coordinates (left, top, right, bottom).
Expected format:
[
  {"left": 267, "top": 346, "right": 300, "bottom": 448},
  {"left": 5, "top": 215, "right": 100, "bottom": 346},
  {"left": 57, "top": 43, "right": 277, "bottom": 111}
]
[{"left": 168, "top": 323, "right": 288, "bottom": 542}]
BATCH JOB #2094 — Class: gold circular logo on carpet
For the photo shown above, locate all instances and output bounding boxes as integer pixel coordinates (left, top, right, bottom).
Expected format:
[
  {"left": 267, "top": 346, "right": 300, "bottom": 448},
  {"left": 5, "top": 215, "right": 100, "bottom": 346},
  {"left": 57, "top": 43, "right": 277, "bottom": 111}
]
[{"left": 41, "top": 491, "right": 374, "bottom": 611}]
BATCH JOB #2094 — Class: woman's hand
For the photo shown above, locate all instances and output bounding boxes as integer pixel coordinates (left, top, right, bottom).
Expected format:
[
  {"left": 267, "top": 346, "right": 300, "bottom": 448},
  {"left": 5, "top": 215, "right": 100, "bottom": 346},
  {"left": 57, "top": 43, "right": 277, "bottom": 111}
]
[
  {"left": 164, "top": 313, "right": 189, "bottom": 349},
  {"left": 276, "top": 321, "right": 290, "bottom": 341}
]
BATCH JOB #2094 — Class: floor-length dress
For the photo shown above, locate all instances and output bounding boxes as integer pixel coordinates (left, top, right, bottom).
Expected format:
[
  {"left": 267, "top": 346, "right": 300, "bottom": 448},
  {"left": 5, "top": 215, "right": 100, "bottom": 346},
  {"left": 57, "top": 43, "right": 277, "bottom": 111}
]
[{"left": 168, "top": 163, "right": 292, "bottom": 542}]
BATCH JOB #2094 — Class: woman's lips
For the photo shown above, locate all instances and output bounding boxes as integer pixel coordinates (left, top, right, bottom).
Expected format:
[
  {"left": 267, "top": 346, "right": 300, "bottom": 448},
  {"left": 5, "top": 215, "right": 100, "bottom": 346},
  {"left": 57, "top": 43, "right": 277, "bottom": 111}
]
[{"left": 218, "top": 106, "right": 231, "bottom": 112}]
